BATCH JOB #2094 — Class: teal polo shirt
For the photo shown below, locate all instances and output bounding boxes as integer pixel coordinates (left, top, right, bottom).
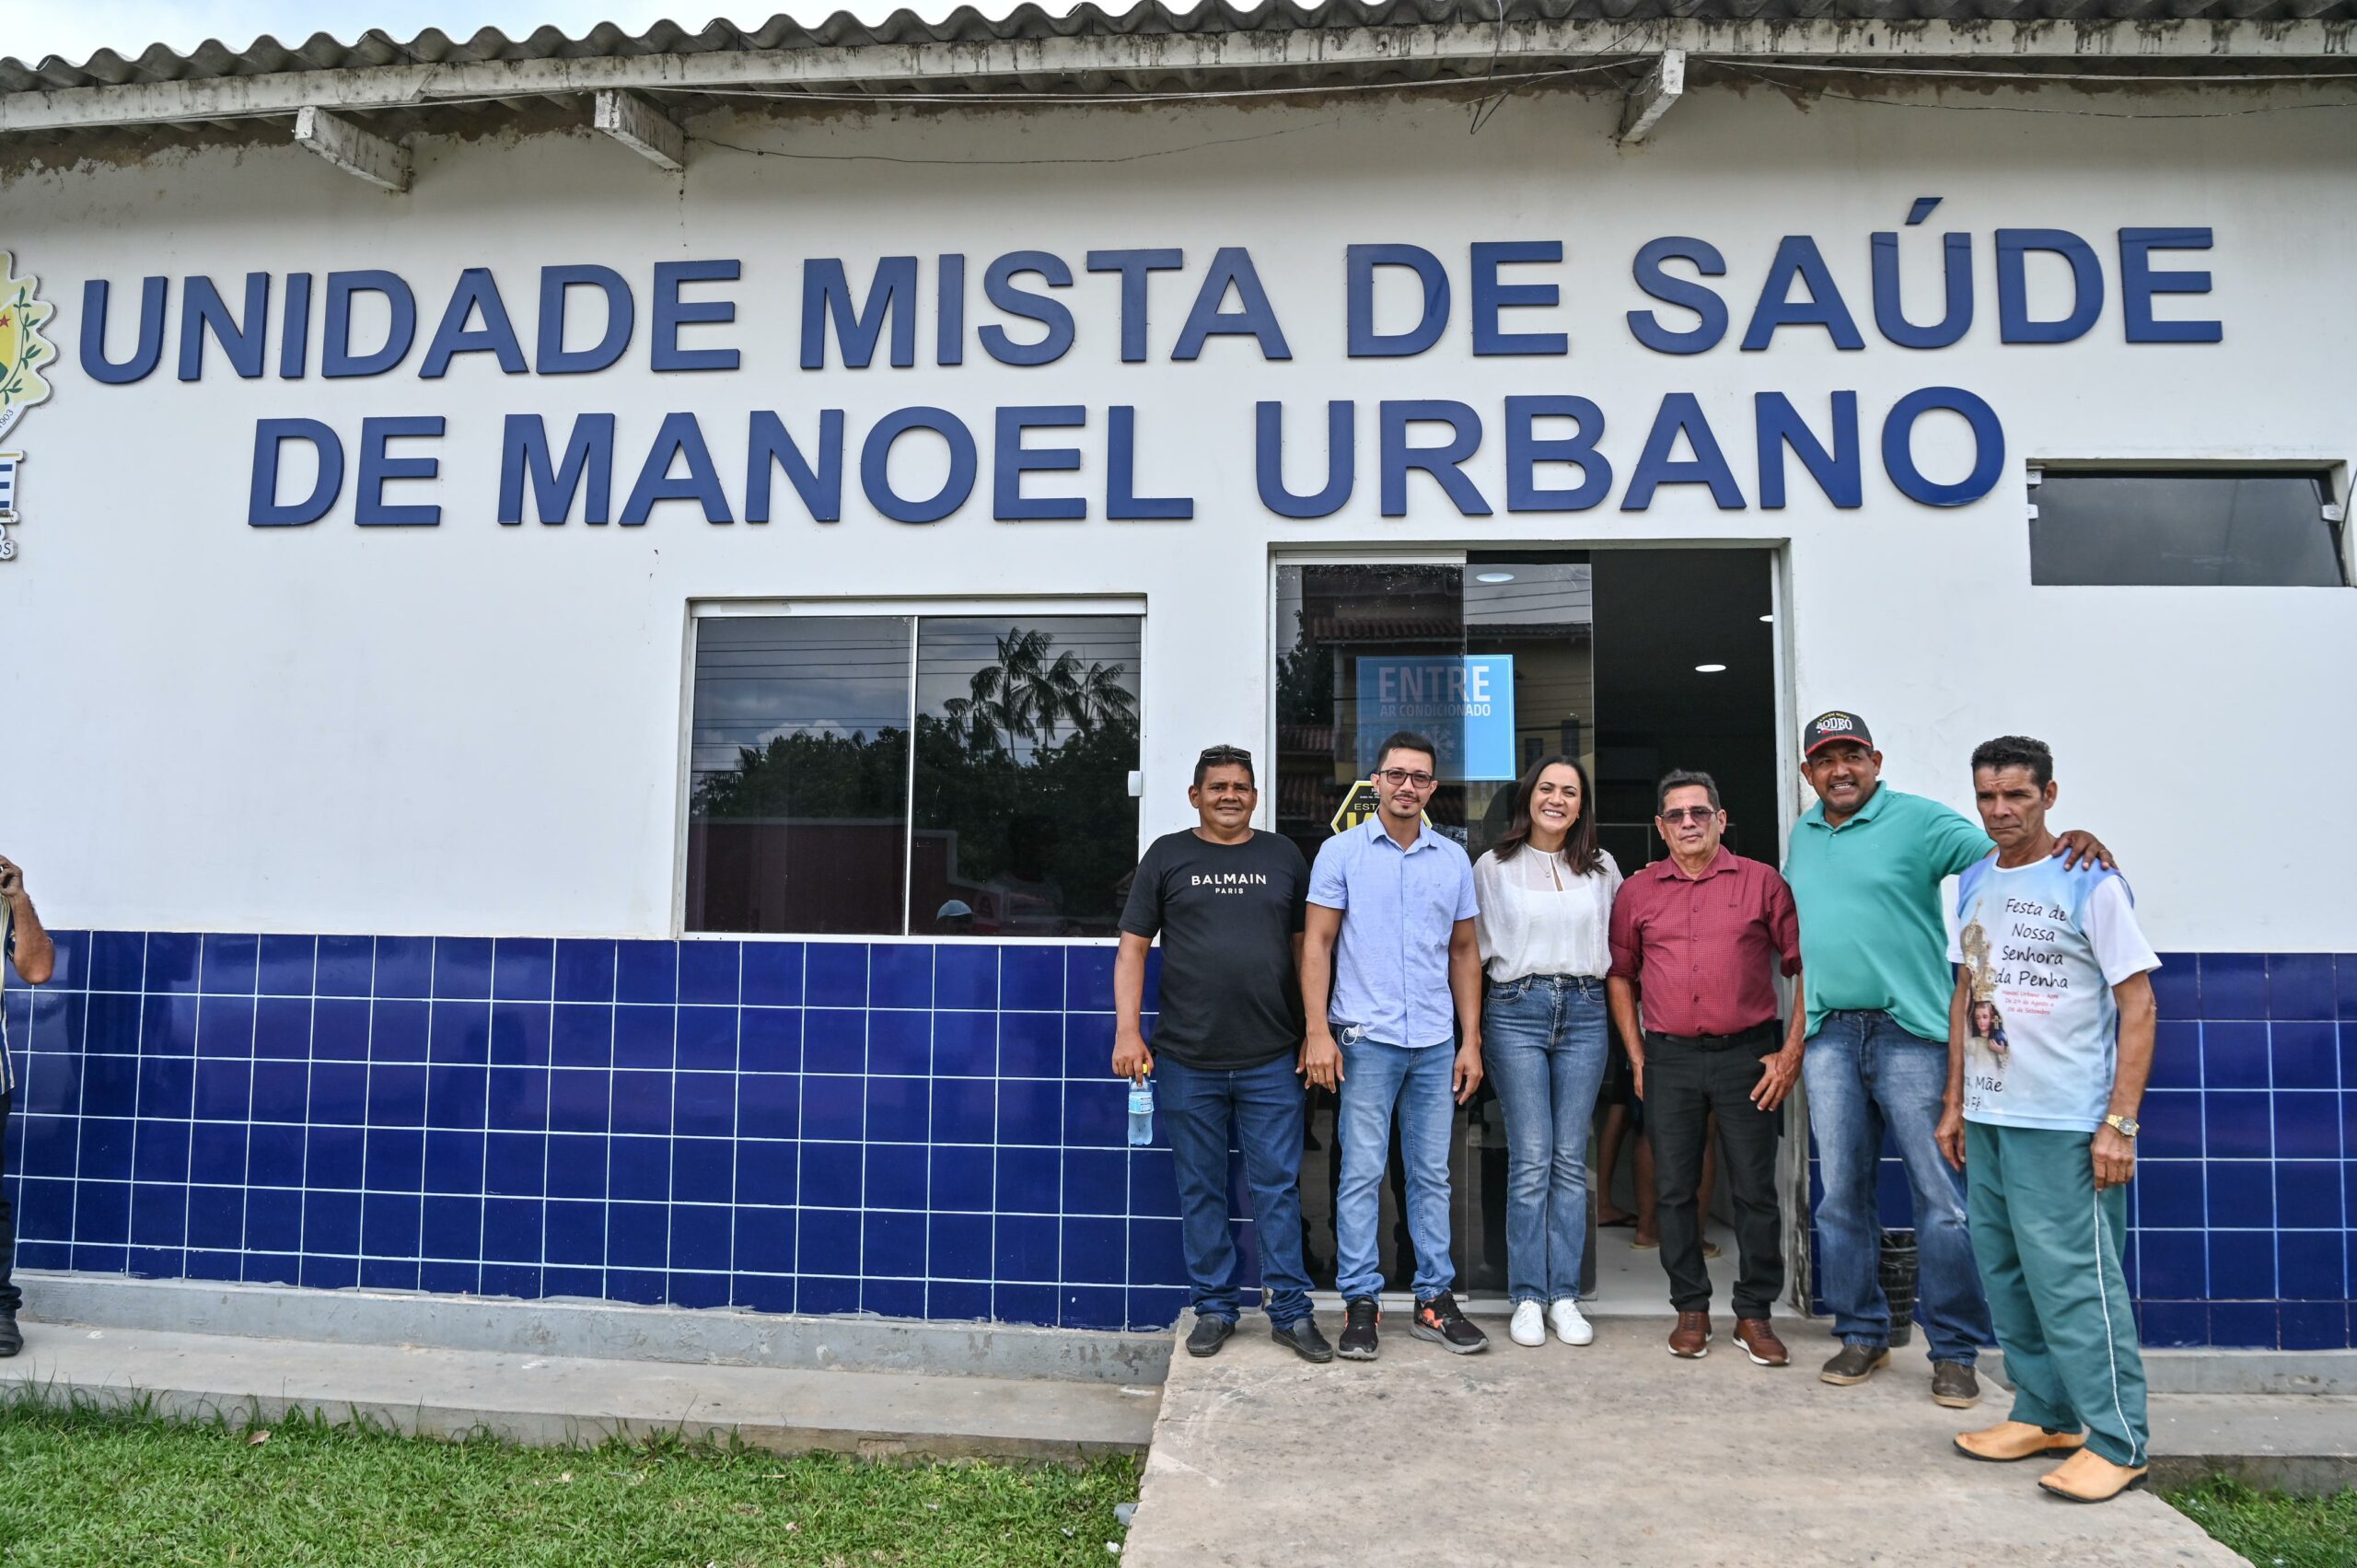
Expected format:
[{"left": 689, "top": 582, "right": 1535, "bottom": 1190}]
[{"left": 1783, "top": 784, "right": 1992, "bottom": 1042}]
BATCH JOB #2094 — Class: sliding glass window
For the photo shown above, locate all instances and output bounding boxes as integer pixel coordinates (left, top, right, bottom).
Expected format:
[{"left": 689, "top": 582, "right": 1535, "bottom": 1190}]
[{"left": 687, "top": 610, "right": 1142, "bottom": 937}]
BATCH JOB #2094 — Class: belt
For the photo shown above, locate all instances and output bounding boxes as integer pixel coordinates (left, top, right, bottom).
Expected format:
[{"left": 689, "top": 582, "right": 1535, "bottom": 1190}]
[{"left": 1645, "top": 1022, "right": 1778, "bottom": 1050}]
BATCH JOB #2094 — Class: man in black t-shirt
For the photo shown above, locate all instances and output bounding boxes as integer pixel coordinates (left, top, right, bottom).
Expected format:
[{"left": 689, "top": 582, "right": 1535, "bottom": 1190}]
[{"left": 1115, "top": 746, "right": 1329, "bottom": 1364}]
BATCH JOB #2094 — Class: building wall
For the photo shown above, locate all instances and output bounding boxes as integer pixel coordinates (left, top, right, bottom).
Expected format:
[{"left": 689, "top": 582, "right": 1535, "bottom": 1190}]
[{"left": 3, "top": 83, "right": 2352, "bottom": 1342}]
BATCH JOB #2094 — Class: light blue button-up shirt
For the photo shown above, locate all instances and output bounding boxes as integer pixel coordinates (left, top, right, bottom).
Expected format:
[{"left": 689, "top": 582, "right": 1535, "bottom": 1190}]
[{"left": 1308, "top": 818, "right": 1479, "bottom": 1050}]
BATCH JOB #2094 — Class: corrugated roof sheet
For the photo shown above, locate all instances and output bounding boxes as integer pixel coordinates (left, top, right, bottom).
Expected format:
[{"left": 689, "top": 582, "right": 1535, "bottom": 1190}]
[{"left": 7, "top": 0, "right": 2354, "bottom": 95}]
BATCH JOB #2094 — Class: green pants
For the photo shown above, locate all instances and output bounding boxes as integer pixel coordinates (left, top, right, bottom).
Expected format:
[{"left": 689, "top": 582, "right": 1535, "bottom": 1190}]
[{"left": 1965, "top": 1121, "right": 2149, "bottom": 1468}]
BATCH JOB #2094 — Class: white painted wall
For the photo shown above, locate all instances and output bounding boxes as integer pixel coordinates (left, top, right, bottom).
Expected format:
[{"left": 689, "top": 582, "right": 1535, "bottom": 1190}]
[{"left": 4, "top": 82, "right": 2351, "bottom": 948}]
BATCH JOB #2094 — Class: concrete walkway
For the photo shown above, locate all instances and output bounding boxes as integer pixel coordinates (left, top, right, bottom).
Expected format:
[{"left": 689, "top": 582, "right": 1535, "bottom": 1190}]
[
  {"left": 1124, "top": 1316, "right": 2277, "bottom": 1568},
  {"left": 5, "top": 1320, "right": 1159, "bottom": 1462}
]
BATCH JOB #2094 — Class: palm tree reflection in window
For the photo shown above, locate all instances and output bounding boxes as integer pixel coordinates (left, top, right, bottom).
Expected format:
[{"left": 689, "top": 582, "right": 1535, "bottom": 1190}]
[
  {"left": 690, "top": 618, "right": 1142, "bottom": 937},
  {"left": 936, "top": 626, "right": 1138, "bottom": 755},
  {"left": 915, "top": 620, "right": 1142, "bottom": 938}
]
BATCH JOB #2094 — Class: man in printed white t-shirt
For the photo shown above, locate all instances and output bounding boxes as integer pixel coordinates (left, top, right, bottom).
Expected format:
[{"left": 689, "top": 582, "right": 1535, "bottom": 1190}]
[{"left": 1934, "top": 737, "right": 2160, "bottom": 1505}]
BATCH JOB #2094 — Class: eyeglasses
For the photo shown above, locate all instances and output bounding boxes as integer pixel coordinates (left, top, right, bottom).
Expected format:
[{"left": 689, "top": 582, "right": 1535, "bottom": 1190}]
[
  {"left": 1658, "top": 807, "right": 1720, "bottom": 825},
  {"left": 1378, "top": 769, "right": 1438, "bottom": 788}
]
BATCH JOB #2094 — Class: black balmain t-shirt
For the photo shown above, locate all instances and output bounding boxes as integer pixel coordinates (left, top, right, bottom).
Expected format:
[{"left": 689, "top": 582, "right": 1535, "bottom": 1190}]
[{"left": 1119, "top": 830, "right": 1309, "bottom": 1070}]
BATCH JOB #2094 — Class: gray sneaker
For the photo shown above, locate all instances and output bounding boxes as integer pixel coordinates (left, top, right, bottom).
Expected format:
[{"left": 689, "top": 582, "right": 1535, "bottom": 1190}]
[
  {"left": 1819, "top": 1342, "right": 1891, "bottom": 1386},
  {"left": 1933, "top": 1360, "right": 1981, "bottom": 1408}
]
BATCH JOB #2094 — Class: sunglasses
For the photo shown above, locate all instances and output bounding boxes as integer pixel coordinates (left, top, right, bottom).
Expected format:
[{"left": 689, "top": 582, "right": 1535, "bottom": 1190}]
[
  {"left": 1658, "top": 806, "right": 1721, "bottom": 825},
  {"left": 1198, "top": 745, "right": 1253, "bottom": 764}
]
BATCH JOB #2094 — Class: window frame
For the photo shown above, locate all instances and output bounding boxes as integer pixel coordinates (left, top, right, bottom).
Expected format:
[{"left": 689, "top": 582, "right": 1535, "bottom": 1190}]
[
  {"left": 2025, "top": 459, "right": 2351, "bottom": 588},
  {"left": 673, "top": 595, "right": 1149, "bottom": 942}
]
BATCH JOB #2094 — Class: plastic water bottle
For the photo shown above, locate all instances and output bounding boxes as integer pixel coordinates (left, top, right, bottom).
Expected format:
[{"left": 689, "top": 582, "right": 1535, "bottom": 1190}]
[{"left": 1126, "top": 1079, "right": 1155, "bottom": 1146}]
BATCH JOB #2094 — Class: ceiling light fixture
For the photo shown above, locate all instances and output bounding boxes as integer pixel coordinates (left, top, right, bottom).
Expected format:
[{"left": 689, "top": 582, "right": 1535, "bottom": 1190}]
[
  {"left": 1695, "top": 663, "right": 1727, "bottom": 674},
  {"left": 1474, "top": 571, "right": 1515, "bottom": 584}
]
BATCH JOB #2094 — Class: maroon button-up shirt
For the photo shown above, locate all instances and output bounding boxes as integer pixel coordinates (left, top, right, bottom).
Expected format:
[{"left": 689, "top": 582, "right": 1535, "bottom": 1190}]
[{"left": 1607, "top": 847, "right": 1801, "bottom": 1038}]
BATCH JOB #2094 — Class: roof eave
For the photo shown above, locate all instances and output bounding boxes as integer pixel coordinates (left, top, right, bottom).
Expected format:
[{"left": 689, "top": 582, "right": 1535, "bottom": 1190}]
[{"left": 6, "top": 17, "right": 2353, "bottom": 139}]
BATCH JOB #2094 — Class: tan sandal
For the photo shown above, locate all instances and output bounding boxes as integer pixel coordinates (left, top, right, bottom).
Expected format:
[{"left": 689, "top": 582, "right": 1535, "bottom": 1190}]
[
  {"left": 1954, "top": 1422, "right": 2086, "bottom": 1463},
  {"left": 2038, "top": 1447, "right": 2149, "bottom": 1503}
]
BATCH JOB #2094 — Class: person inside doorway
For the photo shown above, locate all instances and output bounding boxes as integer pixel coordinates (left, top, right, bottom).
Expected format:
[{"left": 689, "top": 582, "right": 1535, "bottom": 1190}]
[
  {"left": 1607, "top": 772, "right": 1805, "bottom": 1368},
  {"left": 0, "top": 853, "right": 58, "bottom": 1359},
  {"left": 1783, "top": 711, "right": 2113, "bottom": 1409},
  {"left": 1302, "top": 731, "right": 1488, "bottom": 1360},
  {"left": 1112, "top": 745, "right": 1329, "bottom": 1363},
  {"left": 1940, "top": 737, "right": 2159, "bottom": 1504},
  {"left": 1473, "top": 755, "right": 1620, "bottom": 1349}
]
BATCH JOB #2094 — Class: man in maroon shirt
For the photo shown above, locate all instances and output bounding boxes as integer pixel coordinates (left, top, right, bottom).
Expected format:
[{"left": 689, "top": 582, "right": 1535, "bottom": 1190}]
[{"left": 1607, "top": 770, "right": 1807, "bottom": 1367}]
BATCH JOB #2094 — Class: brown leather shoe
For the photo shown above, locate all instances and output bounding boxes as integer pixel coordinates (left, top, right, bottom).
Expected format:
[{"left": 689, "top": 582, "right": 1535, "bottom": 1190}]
[
  {"left": 1954, "top": 1422, "right": 2087, "bottom": 1463},
  {"left": 2038, "top": 1447, "right": 2149, "bottom": 1503},
  {"left": 1667, "top": 1310, "right": 1712, "bottom": 1358},
  {"left": 1733, "top": 1318, "right": 1788, "bottom": 1367}
]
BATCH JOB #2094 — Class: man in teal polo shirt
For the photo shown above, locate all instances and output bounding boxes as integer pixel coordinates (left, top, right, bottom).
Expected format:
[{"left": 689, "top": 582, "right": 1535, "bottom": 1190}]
[{"left": 1784, "top": 712, "right": 2109, "bottom": 1408}]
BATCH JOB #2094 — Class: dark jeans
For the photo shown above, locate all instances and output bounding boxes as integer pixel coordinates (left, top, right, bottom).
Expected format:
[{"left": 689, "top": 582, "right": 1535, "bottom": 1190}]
[
  {"left": 0, "top": 1089, "right": 17, "bottom": 1315},
  {"left": 1645, "top": 1031, "right": 1783, "bottom": 1319},
  {"left": 1157, "top": 1053, "right": 1314, "bottom": 1327}
]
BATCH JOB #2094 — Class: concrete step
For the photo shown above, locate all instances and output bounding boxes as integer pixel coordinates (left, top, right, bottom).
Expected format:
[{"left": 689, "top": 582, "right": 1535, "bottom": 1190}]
[
  {"left": 2147, "top": 1391, "right": 2357, "bottom": 1494},
  {"left": 4, "top": 1320, "right": 1162, "bottom": 1462},
  {"left": 18, "top": 1272, "right": 1172, "bottom": 1385}
]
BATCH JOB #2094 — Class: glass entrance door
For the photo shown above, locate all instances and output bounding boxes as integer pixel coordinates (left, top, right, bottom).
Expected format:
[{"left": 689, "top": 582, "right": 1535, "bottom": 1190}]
[{"left": 1271, "top": 551, "right": 1774, "bottom": 1300}]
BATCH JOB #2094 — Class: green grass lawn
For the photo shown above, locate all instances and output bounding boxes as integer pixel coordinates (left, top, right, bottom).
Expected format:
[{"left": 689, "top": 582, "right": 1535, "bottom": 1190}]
[
  {"left": 0, "top": 1394, "right": 1140, "bottom": 1568},
  {"left": 2164, "top": 1478, "right": 2357, "bottom": 1568}
]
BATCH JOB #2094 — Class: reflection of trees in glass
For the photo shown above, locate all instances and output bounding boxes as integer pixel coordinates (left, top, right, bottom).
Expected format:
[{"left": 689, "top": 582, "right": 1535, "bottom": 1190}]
[
  {"left": 691, "top": 624, "right": 1140, "bottom": 935},
  {"left": 940, "top": 626, "right": 1139, "bottom": 755},
  {"left": 692, "top": 727, "right": 909, "bottom": 821},
  {"left": 1273, "top": 638, "right": 1331, "bottom": 726},
  {"left": 918, "top": 626, "right": 1139, "bottom": 934}
]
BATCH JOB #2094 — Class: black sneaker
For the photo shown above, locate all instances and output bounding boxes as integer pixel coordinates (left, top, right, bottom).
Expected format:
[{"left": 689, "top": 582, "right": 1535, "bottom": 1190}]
[
  {"left": 1410, "top": 1291, "right": 1489, "bottom": 1354},
  {"left": 1271, "top": 1317, "right": 1335, "bottom": 1364},
  {"left": 1185, "top": 1314, "right": 1236, "bottom": 1357},
  {"left": 1338, "top": 1297, "right": 1380, "bottom": 1361},
  {"left": 0, "top": 1310, "right": 19, "bottom": 1358},
  {"left": 1932, "top": 1360, "right": 1981, "bottom": 1409}
]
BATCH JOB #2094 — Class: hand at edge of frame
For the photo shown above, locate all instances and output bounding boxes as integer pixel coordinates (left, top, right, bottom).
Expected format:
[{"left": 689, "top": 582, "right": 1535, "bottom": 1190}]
[{"left": 2091, "top": 1124, "right": 2136, "bottom": 1190}]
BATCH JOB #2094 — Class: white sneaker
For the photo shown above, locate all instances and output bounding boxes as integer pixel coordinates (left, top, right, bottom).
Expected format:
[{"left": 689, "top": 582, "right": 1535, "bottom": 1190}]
[
  {"left": 1510, "top": 1301, "right": 1547, "bottom": 1347},
  {"left": 1550, "top": 1298, "right": 1594, "bottom": 1346}
]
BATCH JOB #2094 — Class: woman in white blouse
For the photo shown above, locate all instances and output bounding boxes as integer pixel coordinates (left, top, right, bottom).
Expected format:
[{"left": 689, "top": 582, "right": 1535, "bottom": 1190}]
[{"left": 1474, "top": 754, "right": 1621, "bottom": 1348}]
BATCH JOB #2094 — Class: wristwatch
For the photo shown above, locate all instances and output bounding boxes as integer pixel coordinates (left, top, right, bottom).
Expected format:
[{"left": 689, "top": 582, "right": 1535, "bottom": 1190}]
[{"left": 2103, "top": 1113, "right": 2140, "bottom": 1139}]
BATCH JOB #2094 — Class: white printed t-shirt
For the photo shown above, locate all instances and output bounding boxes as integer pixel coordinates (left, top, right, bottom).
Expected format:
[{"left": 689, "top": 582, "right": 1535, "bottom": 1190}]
[{"left": 1947, "top": 852, "right": 2159, "bottom": 1132}]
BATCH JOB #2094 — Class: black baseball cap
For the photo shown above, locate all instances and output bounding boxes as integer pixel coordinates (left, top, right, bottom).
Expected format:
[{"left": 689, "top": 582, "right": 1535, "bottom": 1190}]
[{"left": 1803, "top": 711, "right": 1874, "bottom": 757}]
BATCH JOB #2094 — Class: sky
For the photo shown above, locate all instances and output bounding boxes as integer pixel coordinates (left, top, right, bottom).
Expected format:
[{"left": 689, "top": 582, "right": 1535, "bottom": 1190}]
[{"left": 0, "top": 0, "right": 1028, "bottom": 65}]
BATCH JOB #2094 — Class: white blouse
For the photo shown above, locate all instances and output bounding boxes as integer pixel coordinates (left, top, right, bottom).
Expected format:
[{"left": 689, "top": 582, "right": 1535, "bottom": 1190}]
[{"left": 1473, "top": 845, "right": 1623, "bottom": 983}]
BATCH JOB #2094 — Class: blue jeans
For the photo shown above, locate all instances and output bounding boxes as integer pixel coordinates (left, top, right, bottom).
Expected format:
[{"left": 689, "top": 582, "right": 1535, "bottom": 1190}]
[
  {"left": 1804, "top": 1010, "right": 1992, "bottom": 1363},
  {"left": 1334, "top": 1038, "right": 1456, "bottom": 1302},
  {"left": 1483, "top": 976, "right": 1608, "bottom": 1305},
  {"left": 1156, "top": 1053, "right": 1314, "bottom": 1327}
]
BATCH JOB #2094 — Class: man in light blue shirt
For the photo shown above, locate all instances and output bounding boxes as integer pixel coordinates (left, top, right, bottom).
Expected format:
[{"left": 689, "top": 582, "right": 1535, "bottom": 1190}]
[
  {"left": 0, "top": 853, "right": 59, "bottom": 1361},
  {"left": 1301, "top": 732, "right": 1486, "bottom": 1360}
]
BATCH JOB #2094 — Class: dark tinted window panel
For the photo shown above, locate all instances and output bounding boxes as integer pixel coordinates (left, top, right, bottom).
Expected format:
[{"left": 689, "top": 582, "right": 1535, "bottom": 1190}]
[
  {"left": 2032, "top": 472, "right": 2345, "bottom": 587},
  {"left": 685, "top": 616, "right": 913, "bottom": 935},
  {"left": 911, "top": 616, "right": 1142, "bottom": 938}
]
